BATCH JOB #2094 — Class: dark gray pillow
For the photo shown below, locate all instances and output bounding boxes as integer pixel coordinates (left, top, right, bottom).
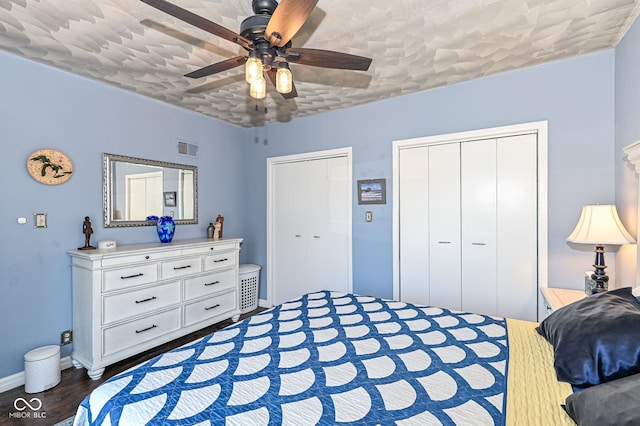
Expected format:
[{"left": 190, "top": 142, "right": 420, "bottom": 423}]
[
  {"left": 536, "top": 287, "right": 640, "bottom": 386},
  {"left": 564, "top": 373, "right": 640, "bottom": 426}
]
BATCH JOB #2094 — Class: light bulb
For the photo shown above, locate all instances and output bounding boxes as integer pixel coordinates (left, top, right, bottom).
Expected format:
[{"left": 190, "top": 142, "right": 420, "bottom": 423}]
[
  {"left": 250, "top": 75, "right": 266, "bottom": 99},
  {"left": 276, "top": 62, "right": 292, "bottom": 94},
  {"left": 245, "top": 51, "right": 263, "bottom": 83}
]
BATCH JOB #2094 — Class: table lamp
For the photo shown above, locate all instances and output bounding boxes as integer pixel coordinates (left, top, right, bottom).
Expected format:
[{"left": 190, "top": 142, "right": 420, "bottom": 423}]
[{"left": 567, "top": 204, "right": 636, "bottom": 293}]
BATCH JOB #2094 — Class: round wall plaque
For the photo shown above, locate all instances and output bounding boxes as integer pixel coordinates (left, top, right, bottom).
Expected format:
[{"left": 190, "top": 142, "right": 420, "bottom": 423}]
[{"left": 27, "top": 148, "right": 74, "bottom": 185}]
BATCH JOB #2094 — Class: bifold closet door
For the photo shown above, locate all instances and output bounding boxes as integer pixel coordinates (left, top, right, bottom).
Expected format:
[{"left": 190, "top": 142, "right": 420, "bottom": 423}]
[
  {"left": 460, "top": 134, "right": 538, "bottom": 321},
  {"left": 272, "top": 156, "right": 350, "bottom": 306},
  {"left": 272, "top": 161, "right": 309, "bottom": 305},
  {"left": 306, "top": 156, "right": 350, "bottom": 294},
  {"left": 398, "top": 144, "right": 461, "bottom": 310}
]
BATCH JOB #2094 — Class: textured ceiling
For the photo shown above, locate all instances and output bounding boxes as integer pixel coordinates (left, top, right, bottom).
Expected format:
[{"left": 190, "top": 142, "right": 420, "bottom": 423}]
[{"left": 1, "top": 0, "right": 639, "bottom": 128}]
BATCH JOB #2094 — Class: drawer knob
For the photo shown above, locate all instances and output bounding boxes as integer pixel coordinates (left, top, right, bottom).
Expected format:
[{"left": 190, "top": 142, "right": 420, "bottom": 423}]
[
  {"left": 204, "top": 281, "right": 221, "bottom": 286},
  {"left": 121, "top": 273, "right": 144, "bottom": 280},
  {"left": 135, "top": 324, "right": 157, "bottom": 334},
  {"left": 205, "top": 303, "right": 221, "bottom": 311},
  {"left": 135, "top": 296, "right": 157, "bottom": 304},
  {"left": 213, "top": 258, "right": 228, "bottom": 263},
  {"left": 145, "top": 256, "right": 150, "bottom": 260}
]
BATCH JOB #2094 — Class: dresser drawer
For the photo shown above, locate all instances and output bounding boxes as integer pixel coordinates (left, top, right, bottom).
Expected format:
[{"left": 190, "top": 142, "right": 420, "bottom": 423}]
[
  {"left": 103, "top": 281, "right": 181, "bottom": 325},
  {"left": 103, "top": 308, "right": 181, "bottom": 357},
  {"left": 203, "top": 252, "right": 236, "bottom": 271},
  {"left": 101, "top": 250, "right": 181, "bottom": 267},
  {"left": 103, "top": 264, "right": 158, "bottom": 292},
  {"left": 184, "top": 291, "right": 236, "bottom": 327},
  {"left": 183, "top": 242, "right": 237, "bottom": 256},
  {"left": 184, "top": 269, "right": 236, "bottom": 301},
  {"left": 160, "top": 257, "right": 202, "bottom": 279}
]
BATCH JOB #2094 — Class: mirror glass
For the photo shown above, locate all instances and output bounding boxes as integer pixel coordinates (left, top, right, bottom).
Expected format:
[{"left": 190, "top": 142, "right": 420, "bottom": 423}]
[{"left": 103, "top": 153, "right": 198, "bottom": 227}]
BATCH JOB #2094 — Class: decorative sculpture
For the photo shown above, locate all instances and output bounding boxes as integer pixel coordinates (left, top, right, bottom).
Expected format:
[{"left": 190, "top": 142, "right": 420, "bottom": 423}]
[
  {"left": 79, "top": 216, "right": 96, "bottom": 250},
  {"left": 215, "top": 215, "right": 224, "bottom": 239}
]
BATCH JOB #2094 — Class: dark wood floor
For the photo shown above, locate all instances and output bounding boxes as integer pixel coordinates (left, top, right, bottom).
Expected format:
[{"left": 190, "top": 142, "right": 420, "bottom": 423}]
[{"left": 0, "top": 308, "right": 266, "bottom": 426}]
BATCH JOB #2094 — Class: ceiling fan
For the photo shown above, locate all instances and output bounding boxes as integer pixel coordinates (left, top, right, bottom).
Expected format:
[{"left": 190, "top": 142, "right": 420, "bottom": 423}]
[{"left": 140, "top": 0, "right": 373, "bottom": 100}]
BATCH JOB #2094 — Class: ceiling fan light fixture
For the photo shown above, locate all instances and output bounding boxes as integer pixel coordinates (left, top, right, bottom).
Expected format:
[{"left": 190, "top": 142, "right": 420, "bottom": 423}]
[
  {"left": 245, "top": 51, "right": 263, "bottom": 83},
  {"left": 276, "top": 62, "right": 293, "bottom": 94},
  {"left": 250, "top": 74, "right": 267, "bottom": 99}
]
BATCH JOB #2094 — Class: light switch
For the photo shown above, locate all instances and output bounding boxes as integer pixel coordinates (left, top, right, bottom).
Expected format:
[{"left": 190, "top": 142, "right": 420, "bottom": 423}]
[
  {"left": 365, "top": 211, "right": 373, "bottom": 222},
  {"left": 34, "top": 213, "right": 47, "bottom": 228}
]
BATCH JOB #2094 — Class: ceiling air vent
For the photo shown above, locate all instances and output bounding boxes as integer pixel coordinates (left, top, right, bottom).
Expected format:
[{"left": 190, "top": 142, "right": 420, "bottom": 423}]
[{"left": 177, "top": 140, "right": 199, "bottom": 158}]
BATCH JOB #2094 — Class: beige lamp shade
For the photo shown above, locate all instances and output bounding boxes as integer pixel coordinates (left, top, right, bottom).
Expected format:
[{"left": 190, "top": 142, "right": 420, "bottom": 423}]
[{"left": 567, "top": 204, "right": 636, "bottom": 245}]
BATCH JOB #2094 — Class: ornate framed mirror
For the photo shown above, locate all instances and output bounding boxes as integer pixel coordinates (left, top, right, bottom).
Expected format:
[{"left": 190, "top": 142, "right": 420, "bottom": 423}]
[{"left": 103, "top": 153, "right": 198, "bottom": 227}]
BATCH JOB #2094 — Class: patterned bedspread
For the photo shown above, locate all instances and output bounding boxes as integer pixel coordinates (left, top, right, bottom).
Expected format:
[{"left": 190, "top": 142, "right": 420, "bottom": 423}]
[{"left": 74, "top": 291, "right": 510, "bottom": 425}]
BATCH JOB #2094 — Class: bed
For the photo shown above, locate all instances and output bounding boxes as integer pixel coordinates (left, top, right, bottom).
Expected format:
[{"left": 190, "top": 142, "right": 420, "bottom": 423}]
[{"left": 73, "top": 290, "right": 584, "bottom": 425}]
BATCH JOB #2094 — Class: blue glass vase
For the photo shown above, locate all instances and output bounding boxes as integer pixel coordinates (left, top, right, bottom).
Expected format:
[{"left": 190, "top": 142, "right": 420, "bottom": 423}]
[{"left": 156, "top": 216, "right": 176, "bottom": 243}]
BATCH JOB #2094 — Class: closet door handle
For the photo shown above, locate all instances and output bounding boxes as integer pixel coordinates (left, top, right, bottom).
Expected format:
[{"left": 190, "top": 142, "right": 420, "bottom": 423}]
[
  {"left": 438, "top": 241, "right": 451, "bottom": 244},
  {"left": 295, "top": 234, "right": 303, "bottom": 238},
  {"left": 313, "top": 236, "right": 320, "bottom": 239},
  {"left": 471, "top": 242, "right": 486, "bottom": 246}
]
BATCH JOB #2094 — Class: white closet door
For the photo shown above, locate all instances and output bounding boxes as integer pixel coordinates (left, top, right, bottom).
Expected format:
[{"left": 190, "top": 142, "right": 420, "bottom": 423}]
[
  {"left": 307, "top": 157, "right": 350, "bottom": 294},
  {"left": 398, "top": 147, "right": 430, "bottom": 304},
  {"left": 428, "top": 143, "right": 462, "bottom": 310},
  {"left": 497, "top": 134, "right": 538, "bottom": 321},
  {"left": 272, "top": 161, "right": 309, "bottom": 305},
  {"left": 461, "top": 139, "right": 498, "bottom": 316}
]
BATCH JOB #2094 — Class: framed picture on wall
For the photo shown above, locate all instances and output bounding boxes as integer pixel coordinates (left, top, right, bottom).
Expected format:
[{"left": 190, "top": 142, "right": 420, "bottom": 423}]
[
  {"left": 164, "top": 191, "right": 177, "bottom": 207},
  {"left": 357, "top": 179, "right": 386, "bottom": 204}
]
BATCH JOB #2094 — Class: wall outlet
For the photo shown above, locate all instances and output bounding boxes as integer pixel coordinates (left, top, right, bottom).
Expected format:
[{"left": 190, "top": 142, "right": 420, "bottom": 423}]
[{"left": 61, "top": 330, "right": 73, "bottom": 345}]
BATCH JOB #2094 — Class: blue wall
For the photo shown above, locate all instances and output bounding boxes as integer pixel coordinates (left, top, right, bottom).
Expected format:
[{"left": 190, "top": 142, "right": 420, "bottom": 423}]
[
  {"left": 244, "top": 50, "right": 620, "bottom": 302},
  {"left": 615, "top": 16, "right": 640, "bottom": 281},
  {"left": 1, "top": 51, "right": 246, "bottom": 378},
  {"left": 2, "top": 29, "right": 637, "bottom": 379}
]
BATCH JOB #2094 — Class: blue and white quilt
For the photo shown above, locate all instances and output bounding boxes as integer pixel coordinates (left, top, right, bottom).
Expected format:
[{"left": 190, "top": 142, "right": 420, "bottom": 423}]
[{"left": 74, "top": 291, "right": 509, "bottom": 425}]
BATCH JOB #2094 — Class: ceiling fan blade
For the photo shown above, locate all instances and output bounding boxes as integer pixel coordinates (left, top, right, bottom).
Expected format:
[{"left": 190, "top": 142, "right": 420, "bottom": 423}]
[
  {"left": 266, "top": 69, "right": 298, "bottom": 99},
  {"left": 185, "top": 56, "right": 245, "bottom": 79},
  {"left": 265, "top": 0, "right": 318, "bottom": 47},
  {"left": 287, "top": 48, "right": 372, "bottom": 71},
  {"left": 140, "top": 0, "right": 252, "bottom": 47}
]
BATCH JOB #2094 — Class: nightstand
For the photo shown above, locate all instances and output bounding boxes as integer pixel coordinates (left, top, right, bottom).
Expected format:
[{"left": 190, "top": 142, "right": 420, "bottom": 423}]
[{"left": 540, "top": 287, "right": 587, "bottom": 316}]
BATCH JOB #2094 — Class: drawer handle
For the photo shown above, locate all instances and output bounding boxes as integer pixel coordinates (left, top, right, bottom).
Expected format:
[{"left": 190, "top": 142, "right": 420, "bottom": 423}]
[
  {"left": 135, "top": 324, "right": 157, "bottom": 334},
  {"left": 213, "top": 258, "right": 228, "bottom": 263},
  {"left": 205, "top": 281, "right": 221, "bottom": 286},
  {"left": 472, "top": 242, "right": 486, "bottom": 246},
  {"left": 135, "top": 296, "right": 157, "bottom": 304},
  {"left": 205, "top": 303, "right": 221, "bottom": 311},
  {"left": 173, "top": 265, "right": 192, "bottom": 270},
  {"left": 121, "top": 273, "right": 144, "bottom": 280}
]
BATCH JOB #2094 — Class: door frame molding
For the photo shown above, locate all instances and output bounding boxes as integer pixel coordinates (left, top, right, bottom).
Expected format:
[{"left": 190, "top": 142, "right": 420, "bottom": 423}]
[
  {"left": 392, "top": 121, "right": 548, "bottom": 318},
  {"left": 266, "top": 147, "right": 353, "bottom": 307}
]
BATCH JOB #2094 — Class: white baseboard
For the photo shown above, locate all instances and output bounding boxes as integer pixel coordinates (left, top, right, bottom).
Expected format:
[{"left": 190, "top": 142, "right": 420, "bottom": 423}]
[
  {"left": 0, "top": 356, "right": 73, "bottom": 393},
  {"left": 259, "top": 298, "right": 270, "bottom": 308}
]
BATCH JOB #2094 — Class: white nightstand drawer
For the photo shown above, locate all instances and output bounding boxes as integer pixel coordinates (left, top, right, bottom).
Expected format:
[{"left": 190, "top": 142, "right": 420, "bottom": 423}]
[
  {"left": 103, "top": 308, "right": 181, "bottom": 356},
  {"left": 184, "top": 269, "right": 236, "bottom": 301},
  {"left": 184, "top": 291, "right": 236, "bottom": 326},
  {"left": 161, "top": 257, "right": 202, "bottom": 279},
  {"left": 103, "top": 281, "right": 181, "bottom": 324},
  {"left": 103, "top": 264, "right": 158, "bottom": 292}
]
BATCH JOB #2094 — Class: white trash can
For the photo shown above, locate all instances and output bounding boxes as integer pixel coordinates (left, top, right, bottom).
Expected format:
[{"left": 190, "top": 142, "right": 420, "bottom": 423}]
[
  {"left": 24, "top": 345, "right": 60, "bottom": 393},
  {"left": 239, "top": 264, "right": 261, "bottom": 314}
]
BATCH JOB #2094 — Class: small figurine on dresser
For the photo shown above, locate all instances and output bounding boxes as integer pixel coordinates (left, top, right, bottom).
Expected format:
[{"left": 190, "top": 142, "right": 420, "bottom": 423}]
[
  {"left": 79, "top": 216, "right": 96, "bottom": 250},
  {"left": 215, "top": 215, "right": 224, "bottom": 240},
  {"left": 207, "top": 222, "right": 215, "bottom": 239}
]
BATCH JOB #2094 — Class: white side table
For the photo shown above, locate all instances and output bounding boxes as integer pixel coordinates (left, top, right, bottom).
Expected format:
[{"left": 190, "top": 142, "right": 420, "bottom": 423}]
[{"left": 540, "top": 287, "right": 586, "bottom": 316}]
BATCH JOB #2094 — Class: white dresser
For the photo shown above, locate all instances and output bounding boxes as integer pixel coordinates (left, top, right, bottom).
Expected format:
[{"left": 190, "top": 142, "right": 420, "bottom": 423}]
[{"left": 68, "top": 238, "right": 243, "bottom": 379}]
